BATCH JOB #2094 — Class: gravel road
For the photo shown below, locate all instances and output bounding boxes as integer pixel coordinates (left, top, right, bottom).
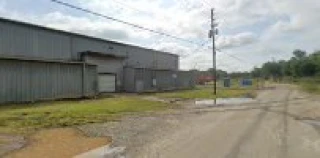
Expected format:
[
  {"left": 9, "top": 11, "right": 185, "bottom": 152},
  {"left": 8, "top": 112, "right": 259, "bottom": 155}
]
[{"left": 79, "top": 85, "right": 320, "bottom": 158}]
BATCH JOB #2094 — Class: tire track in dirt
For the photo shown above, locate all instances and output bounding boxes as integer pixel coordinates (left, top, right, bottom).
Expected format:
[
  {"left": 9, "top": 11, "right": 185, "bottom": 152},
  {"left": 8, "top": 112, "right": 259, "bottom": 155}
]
[
  {"left": 279, "top": 90, "right": 291, "bottom": 158},
  {"left": 225, "top": 86, "right": 292, "bottom": 158},
  {"left": 225, "top": 106, "right": 269, "bottom": 158}
]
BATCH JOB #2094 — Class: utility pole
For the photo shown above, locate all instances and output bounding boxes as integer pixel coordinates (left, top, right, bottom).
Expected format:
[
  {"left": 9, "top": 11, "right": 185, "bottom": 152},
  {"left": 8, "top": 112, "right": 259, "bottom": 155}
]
[{"left": 209, "top": 8, "right": 217, "bottom": 95}]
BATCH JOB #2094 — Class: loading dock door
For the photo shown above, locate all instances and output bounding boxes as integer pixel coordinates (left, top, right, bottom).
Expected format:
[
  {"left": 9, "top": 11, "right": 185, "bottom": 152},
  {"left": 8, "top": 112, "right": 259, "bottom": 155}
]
[{"left": 98, "top": 74, "right": 116, "bottom": 93}]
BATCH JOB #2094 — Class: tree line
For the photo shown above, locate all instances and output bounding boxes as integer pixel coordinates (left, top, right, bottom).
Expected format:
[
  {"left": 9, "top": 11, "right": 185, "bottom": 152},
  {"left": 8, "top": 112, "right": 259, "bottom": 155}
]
[
  {"left": 192, "top": 49, "right": 320, "bottom": 81},
  {"left": 251, "top": 50, "right": 320, "bottom": 79}
]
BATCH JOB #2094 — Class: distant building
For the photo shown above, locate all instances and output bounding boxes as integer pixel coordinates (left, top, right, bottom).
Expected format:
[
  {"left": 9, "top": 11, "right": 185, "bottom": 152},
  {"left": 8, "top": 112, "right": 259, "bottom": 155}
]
[{"left": 197, "top": 75, "right": 215, "bottom": 85}]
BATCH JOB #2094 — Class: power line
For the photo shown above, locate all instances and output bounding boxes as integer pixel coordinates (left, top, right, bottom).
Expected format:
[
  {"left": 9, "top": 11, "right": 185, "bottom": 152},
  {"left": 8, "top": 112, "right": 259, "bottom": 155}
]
[
  {"left": 52, "top": 0, "right": 258, "bottom": 71},
  {"left": 107, "top": 0, "right": 212, "bottom": 55},
  {"left": 108, "top": 0, "right": 207, "bottom": 39},
  {"left": 186, "top": 43, "right": 257, "bottom": 68},
  {"left": 178, "top": 0, "right": 211, "bottom": 24},
  {"left": 51, "top": 0, "right": 203, "bottom": 45},
  {"left": 191, "top": 40, "right": 211, "bottom": 54},
  {"left": 214, "top": 48, "right": 256, "bottom": 66},
  {"left": 108, "top": 0, "right": 149, "bottom": 14},
  {"left": 217, "top": 63, "right": 243, "bottom": 72},
  {"left": 200, "top": 0, "right": 212, "bottom": 7}
]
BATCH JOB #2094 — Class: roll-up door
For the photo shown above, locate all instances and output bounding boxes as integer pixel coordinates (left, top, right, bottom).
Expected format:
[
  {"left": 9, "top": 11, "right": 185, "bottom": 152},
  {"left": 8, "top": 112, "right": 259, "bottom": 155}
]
[{"left": 98, "top": 74, "right": 116, "bottom": 93}]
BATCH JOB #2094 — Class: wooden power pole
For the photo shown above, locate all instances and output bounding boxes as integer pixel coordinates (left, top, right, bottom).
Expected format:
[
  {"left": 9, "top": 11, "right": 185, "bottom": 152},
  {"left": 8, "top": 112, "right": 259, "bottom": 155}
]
[{"left": 210, "top": 8, "right": 217, "bottom": 95}]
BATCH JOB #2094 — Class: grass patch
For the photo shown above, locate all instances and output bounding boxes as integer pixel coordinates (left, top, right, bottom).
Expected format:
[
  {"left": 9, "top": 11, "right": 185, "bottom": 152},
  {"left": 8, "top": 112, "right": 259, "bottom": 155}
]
[
  {"left": 297, "top": 77, "right": 320, "bottom": 94},
  {"left": 153, "top": 86, "right": 256, "bottom": 99},
  {"left": 301, "top": 83, "right": 320, "bottom": 93},
  {"left": 0, "top": 139, "right": 7, "bottom": 145},
  {"left": 0, "top": 97, "right": 168, "bottom": 134}
]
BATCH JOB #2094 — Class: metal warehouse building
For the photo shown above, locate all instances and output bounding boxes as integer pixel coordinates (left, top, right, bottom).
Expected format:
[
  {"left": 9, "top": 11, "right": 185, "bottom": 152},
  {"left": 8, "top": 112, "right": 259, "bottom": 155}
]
[{"left": 0, "top": 17, "right": 195, "bottom": 104}]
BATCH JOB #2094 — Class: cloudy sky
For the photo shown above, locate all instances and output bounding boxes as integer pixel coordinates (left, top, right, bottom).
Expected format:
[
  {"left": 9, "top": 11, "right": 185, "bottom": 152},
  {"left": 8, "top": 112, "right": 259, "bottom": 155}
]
[{"left": 1, "top": 0, "right": 319, "bottom": 72}]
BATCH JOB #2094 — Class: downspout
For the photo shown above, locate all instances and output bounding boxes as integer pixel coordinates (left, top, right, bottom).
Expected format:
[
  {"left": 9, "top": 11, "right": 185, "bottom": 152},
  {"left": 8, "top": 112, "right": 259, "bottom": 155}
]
[{"left": 80, "top": 52, "right": 86, "bottom": 98}]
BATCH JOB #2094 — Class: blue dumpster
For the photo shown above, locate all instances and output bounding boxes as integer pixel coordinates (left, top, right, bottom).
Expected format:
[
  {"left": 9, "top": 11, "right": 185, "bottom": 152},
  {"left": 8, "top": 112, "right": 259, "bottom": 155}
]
[
  {"left": 240, "top": 78, "right": 253, "bottom": 87},
  {"left": 223, "top": 78, "right": 231, "bottom": 88}
]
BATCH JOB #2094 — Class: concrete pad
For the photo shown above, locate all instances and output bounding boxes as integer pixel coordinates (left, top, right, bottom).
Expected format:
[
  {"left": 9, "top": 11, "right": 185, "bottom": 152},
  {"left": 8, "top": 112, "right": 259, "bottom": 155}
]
[{"left": 74, "top": 145, "right": 125, "bottom": 158}]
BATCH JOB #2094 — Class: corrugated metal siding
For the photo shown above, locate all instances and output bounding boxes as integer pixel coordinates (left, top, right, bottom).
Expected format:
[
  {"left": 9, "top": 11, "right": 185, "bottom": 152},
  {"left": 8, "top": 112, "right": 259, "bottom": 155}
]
[
  {"left": 0, "top": 20, "right": 179, "bottom": 72},
  {"left": 124, "top": 67, "right": 135, "bottom": 92},
  {"left": 155, "top": 53, "right": 179, "bottom": 70},
  {"left": 134, "top": 68, "right": 155, "bottom": 91},
  {"left": 0, "top": 59, "right": 97, "bottom": 104},
  {"left": 123, "top": 68, "right": 195, "bottom": 92},
  {"left": 0, "top": 21, "right": 72, "bottom": 60},
  {"left": 71, "top": 37, "right": 127, "bottom": 60},
  {"left": 0, "top": 60, "right": 31, "bottom": 102},
  {"left": 126, "top": 46, "right": 179, "bottom": 70},
  {"left": 177, "top": 71, "right": 196, "bottom": 89},
  {"left": 84, "top": 55, "right": 124, "bottom": 91},
  {"left": 31, "top": 62, "right": 83, "bottom": 99},
  {"left": 84, "top": 56, "right": 124, "bottom": 74},
  {"left": 126, "top": 47, "right": 155, "bottom": 68},
  {"left": 85, "top": 65, "right": 98, "bottom": 96},
  {"left": 156, "top": 71, "right": 176, "bottom": 90}
]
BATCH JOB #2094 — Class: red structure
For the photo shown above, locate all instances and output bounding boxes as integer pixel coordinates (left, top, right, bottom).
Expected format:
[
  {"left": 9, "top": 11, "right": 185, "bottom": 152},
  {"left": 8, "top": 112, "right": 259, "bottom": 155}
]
[{"left": 197, "top": 75, "right": 215, "bottom": 85}]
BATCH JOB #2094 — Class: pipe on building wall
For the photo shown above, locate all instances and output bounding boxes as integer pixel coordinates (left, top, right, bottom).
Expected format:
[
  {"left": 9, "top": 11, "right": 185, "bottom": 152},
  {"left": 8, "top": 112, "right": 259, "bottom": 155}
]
[
  {"left": 82, "top": 62, "right": 87, "bottom": 97},
  {"left": 80, "top": 52, "right": 87, "bottom": 97}
]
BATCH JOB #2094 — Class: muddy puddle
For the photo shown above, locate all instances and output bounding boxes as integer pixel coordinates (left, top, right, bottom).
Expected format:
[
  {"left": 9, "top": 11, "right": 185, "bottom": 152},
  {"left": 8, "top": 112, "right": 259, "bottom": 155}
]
[
  {"left": 6, "top": 128, "right": 111, "bottom": 158},
  {"left": 195, "top": 98, "right": 256, "bottom": 106},
  {"left": 303, "top": 120, "right": 320, "bottom": 126}
]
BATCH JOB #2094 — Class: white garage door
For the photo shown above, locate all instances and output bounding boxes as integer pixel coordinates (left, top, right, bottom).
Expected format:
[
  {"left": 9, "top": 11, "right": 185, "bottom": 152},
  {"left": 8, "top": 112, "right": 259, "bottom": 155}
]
[{"left": 98, "top": 74, "right": 116, "bottom": 93}]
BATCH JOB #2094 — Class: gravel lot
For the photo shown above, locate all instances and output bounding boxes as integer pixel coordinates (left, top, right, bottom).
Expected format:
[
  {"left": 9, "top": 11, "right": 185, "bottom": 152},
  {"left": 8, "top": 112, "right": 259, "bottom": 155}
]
[
  {"left": 2, "top": 85, "right": 320, "bottom": 158},
  {"left": 78, "top": 110, "right": 198, "bottom": 157},
  {"left": 78, "top": 85, "right": 320, "bottom": 158},
  {"left": 0, "top": 135, "right": 25, "bottom": 157}
]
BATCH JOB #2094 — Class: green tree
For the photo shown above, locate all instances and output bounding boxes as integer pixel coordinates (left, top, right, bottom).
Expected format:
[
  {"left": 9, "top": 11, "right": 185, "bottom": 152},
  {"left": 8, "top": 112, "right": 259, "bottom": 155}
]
[
  {"left": 251, "top": 67, "right": 261, "bottom": 78},
  {"left": 293, "top": 49, "right": 306, "bottom": 59}
]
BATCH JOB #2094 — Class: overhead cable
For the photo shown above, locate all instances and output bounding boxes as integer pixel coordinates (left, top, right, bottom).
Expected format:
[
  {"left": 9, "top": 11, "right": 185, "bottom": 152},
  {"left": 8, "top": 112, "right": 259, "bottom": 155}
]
[{"left": 51, "top": 0, "right": 203, "bottom": 45}]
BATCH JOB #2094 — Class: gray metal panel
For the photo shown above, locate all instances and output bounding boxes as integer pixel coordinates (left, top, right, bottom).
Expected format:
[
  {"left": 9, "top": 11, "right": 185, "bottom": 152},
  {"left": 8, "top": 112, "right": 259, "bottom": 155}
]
[
  {"left": 84, "top": 55, "right": 124, "bottom": 91},
  {"left": 85, "top": 65, "right": 98, "bottom": 96},
  {"left": 71, "top": 37, "right": 127, "bottom": 60},
  {"left": 123, "top": 67, "right": 135, "bottom": 92},
  {"left": 156, "top": 70, "right": 176, "bottom": 90},
  {"left": 155, "top": 52, "right": 179, "bottom": 70},
  {"left": 134, "top": 68, "right": 154, "bottom": 91},
  {"left": 123, "top": 68, "right": 194, "bottom": 92},
  {"left": 0, "top": 21, "right": 72, "bottom": 60},
  {"left": 0, "top": 59, "right": 97, "bottom": 104},
  {"left": 0, "top": 19, "right": 179, "bottom": 72},
  {"left": 126, "top": 47, "right": 155, "bottom": 68},
  {"left": 0, "top": 18, "right": 179, "bottom": 71},
  {"left": 0, "top": 17, "right": 178, "bottom": 63},
  {"left": 126, "top": 47, "right": 179, "bottom": 70},
  {"left": 177, "top": 71, "right": 196, "bottom": 89},
  {"left": 0, "top": 60, "right": 32, "bottom": 102},
  {"left": 84, "top": 56, "right": 124, "bottom": 74}
]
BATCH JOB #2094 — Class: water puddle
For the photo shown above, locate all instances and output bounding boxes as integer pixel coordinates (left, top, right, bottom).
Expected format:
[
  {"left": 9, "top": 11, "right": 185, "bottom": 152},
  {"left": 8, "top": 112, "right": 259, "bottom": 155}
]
[
  {"left": 195, "top": 98, "right": 256, "bottom": 106},
  {"left": 303, "top": 120, "right": 320, "bottom": 127}
]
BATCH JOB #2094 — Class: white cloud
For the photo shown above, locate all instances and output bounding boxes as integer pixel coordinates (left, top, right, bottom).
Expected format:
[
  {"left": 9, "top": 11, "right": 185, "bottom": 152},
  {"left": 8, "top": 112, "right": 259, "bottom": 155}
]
[
  {"left": 216, "top": 32, "right": 257, "bottom": 49},
  {"left": 271, "top": 19, "right": 303, "bottom": 33},
  {"left": 42, "top": 12, "right": 131, "bottom": 40},
  {"left": 1, "top": 0, "right": 320, "bottom": 72},
  {"left": 153, "top": 42, "right": 193, "bottom": 58}
]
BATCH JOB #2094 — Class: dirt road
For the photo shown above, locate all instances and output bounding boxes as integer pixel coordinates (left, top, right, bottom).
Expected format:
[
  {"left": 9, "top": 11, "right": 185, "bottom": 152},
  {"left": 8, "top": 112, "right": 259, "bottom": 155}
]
[{"left": 134, "top": 85, "right": 320, "bottom": 158}]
